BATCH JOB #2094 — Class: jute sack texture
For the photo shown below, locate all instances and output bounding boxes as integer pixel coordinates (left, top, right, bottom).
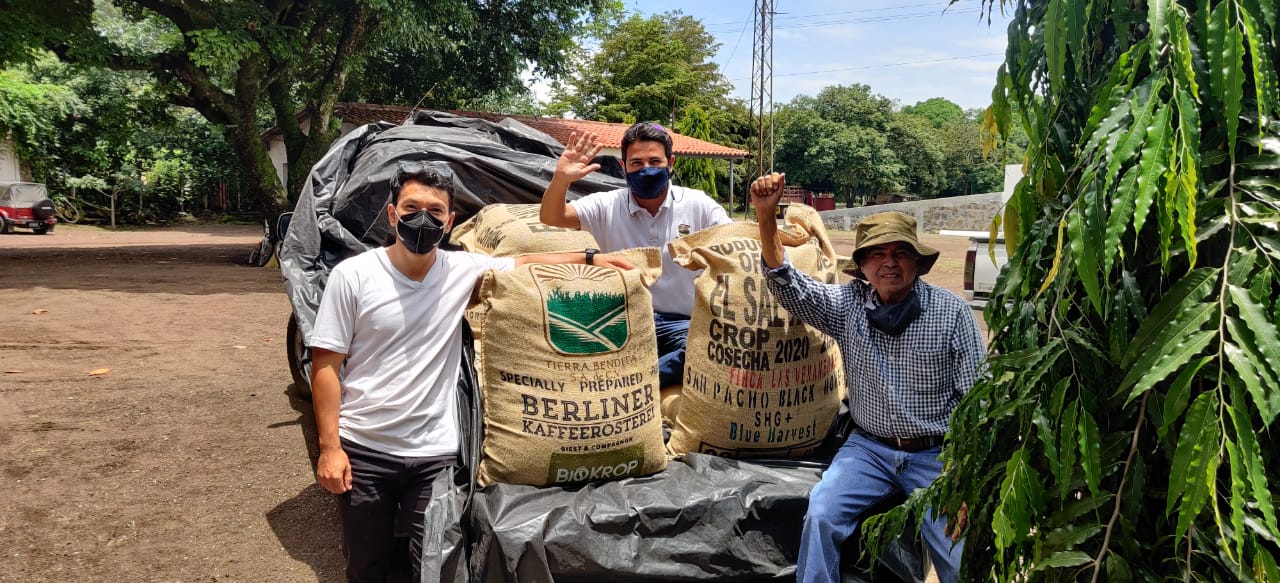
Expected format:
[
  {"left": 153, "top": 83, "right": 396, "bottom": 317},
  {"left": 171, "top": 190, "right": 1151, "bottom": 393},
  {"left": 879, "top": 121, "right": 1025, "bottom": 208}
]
[
  {"left": 473, "top": 248, "right": 668, "bottom": 487},
  {"left": 450, "top": 203, "right": 598, "bottom": 256},
  {"left": 451, "top": 203, "right": 600, "bottom": 377},
  {"left": 668, "top": 204, "right": 844, "bottom": 459}
]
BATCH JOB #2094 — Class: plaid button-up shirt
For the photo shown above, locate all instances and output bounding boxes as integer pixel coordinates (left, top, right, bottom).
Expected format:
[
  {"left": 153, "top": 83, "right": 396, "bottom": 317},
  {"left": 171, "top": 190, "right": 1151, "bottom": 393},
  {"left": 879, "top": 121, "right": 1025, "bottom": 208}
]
[{"left": 764, "top": 256, "right": 985, "bottom": 439}]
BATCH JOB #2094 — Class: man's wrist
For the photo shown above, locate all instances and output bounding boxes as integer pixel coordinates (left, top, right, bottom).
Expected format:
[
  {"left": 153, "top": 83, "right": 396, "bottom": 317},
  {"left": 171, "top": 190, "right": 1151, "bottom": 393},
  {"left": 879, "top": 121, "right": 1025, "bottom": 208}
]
[{"left": 585, "top": 248, "right": 598, "bottom": 265}]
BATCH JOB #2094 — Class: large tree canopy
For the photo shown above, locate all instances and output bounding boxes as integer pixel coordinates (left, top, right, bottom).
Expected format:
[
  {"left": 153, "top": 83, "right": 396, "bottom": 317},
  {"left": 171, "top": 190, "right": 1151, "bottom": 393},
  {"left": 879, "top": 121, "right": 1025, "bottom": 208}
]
[
  {"left": 867, "top": 0, "right": 1280, "bottom": 579},
  {"left": 774, "top": 85, "right": 904, "bottom": 206},
  {"left": 11, "top": 0, "right": 614, "bottom": 217},
  {"left": 552, "top": 11, "right": 732, "bottom": 126}
]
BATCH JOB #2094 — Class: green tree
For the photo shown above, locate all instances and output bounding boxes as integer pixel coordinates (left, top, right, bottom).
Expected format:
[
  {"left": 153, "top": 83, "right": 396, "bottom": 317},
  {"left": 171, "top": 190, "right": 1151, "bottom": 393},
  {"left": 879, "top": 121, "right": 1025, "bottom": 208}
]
[
  {"left": 901, "top": 96, "right": 966, "bottom": 128},
  {"left": 0, "top": 68, "right": 81, "bottom": 175},
  {"left": 888, "top": 112, "right": 944, "bottom": 197},
  {"left": 866, "top": 0, "right": 1280, "bottom": 579},
  {"left": 774, "top": 85, "right": 903, "bottom": 207},
  {"left": 16, "top": 0, "right": 614, "bottom": 219},
  {"left": 935, "top": 115, "right": 1004, "bottom": 196},
  {"left": 553, "top": 11, "right": 732, "bottom": 126},
  {"left": 8, "top": 52, "right": 245, "bottom": 224},
  {"left": 673, "top": 104, "right": 717, "bottom": 197}
]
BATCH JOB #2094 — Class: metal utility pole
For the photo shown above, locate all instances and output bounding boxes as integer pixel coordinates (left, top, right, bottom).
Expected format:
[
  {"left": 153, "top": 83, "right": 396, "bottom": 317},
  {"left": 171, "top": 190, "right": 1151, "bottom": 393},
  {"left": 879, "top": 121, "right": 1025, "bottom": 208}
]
[{"left": 750, "top": 0, "right": 776, "bottom": 179}]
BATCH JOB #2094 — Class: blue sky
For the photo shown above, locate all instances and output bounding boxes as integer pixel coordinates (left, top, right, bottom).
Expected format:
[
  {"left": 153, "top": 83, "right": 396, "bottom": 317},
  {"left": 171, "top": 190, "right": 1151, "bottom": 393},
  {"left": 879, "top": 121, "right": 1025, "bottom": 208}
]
[{"left": 618, "top": 0, "right": 1014, "bottom": 111}]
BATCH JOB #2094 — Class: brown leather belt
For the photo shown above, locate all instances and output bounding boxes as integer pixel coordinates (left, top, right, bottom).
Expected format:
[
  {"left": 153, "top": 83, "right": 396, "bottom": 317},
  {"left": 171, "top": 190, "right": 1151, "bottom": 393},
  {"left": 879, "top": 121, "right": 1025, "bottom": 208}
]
[{"left": 867, "top": 433, "right": 944, "bottom": 452}]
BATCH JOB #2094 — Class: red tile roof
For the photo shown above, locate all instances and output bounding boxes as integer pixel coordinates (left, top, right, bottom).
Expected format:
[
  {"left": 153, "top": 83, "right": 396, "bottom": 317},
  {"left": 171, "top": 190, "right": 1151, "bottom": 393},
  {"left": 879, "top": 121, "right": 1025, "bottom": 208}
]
[{"left": 321, "top": 103, "right": 748, "bottom": 160}]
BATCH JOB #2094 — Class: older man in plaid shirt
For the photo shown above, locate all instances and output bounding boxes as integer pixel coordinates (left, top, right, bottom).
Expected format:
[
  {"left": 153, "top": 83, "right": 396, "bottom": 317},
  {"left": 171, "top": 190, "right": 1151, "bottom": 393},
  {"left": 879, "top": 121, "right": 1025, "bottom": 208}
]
[{"left": 750, "top": 173, "right": 985, "bottom": 583}]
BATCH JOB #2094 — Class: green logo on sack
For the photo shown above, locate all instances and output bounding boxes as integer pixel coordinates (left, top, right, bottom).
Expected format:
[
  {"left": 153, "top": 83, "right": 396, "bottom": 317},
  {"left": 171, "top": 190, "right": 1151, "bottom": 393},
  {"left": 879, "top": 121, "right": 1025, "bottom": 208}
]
[
  {"left": 546, "top": 288, "right": 628, "bottom": 354},
  {"left": 533, "top": 265, "right": 630, "bottom": 355}
]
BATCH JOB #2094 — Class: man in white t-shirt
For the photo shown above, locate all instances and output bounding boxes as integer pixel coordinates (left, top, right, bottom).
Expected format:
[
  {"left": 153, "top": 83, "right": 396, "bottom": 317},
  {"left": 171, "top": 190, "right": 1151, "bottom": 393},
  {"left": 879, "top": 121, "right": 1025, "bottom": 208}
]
[
  {"left": 308, "top": 168, "right": 630, "bottom": 582},
  {"left": 540, "top": 122, "right": 732, "bottom": 389}
]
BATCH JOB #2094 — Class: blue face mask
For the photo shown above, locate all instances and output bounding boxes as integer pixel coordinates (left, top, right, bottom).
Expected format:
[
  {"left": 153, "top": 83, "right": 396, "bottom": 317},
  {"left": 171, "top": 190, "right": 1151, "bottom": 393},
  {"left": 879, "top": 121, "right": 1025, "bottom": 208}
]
[
  {"left": 627, "top": 166, "right": 670, "bottom": 200},
  {"left": 865, "top": 288, "right": 921, "bottom": 336}
]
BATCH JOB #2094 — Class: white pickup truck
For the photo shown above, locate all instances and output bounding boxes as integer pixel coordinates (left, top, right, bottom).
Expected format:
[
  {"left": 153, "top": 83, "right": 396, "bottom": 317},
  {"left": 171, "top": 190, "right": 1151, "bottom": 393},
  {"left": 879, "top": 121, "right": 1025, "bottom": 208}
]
[{"left": 940, "top": 230, "right": 1007, "bottom": 309}]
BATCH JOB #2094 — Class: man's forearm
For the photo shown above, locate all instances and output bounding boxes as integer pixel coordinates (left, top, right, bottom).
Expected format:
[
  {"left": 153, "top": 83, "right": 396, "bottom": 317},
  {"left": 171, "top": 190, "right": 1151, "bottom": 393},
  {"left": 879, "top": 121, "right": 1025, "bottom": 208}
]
[
  {"left": 758, "top": 214, "right": 785, "bottom": 268},
  {"left": 539, "top": 175, "right": 575, "bottom": 227},
  {"left": 311, "top": 354, "right": 345, "bottom": 453}
]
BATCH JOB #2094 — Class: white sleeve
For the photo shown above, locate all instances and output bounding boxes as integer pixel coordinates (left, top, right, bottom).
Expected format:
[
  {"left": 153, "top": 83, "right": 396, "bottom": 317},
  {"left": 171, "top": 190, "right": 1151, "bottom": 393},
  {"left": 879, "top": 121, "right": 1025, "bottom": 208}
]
[
  {"left": 308, "top": 266, "right": 357, "bottom": 354},
  {"left": 569, "top": 193, "right": 603, "bottom": 237}
]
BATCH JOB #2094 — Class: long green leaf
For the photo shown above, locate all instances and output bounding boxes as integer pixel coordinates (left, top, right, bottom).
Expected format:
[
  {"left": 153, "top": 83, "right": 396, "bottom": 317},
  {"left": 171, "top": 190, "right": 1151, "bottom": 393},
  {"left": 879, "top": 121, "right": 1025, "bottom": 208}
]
[
  {"left": 1036, "top": 550, "right": 1093, "bottom": 570},
  {"left": 1119, "top": 328, "right": 1216, "bottom": 404},
  {"left": 1225, "top": 438, "right": 1247, "bottom": 564},
  {"left": 1033, "top": 406, "right": 1063, "bottom": 487},
  {"left": 1147, "top": 0, "right": 1169, "bottom": 65},
  {"left": 1225, "top": 330, "right": 1280, "bottom": 429},
  {"left": 1107, "top": 554, "right": 1134, "bottom": 582},
  {"left": 1173, "top": 89, "right": 1201, "bottom": 268},
  {"left": 1241, "top": 11, "right": 1280, "bottom": 145},
  {"left": 1046, "top": 0, "right": 1066, "bottom": 99},
  {"left": 1058, "top": 402, "right": 1080, "bottom": 489},
  {"left": 1167, "top": 391, "right": 1220, "bottom": 525},
  {"left": 1067, "top": 0, "right": 1087, "bottom": 75},
  {"left": 1121, "top": 268, "right": 1218, "bottom": 368},
  {"left": 1107, "top": 79, "right": 1164, "bottom": 195},
  {"left": 1169, "top": 8, "right": 1201, "bottom": 97},
  {"left": 1222, "top": 336, "right": 1280, "bottom": 426},
  {"left": 1131, "top": 104, "right": 1172, "bottom": 241},
  {"left": 1078, "top": 410, "right": 1103, "bottom": 497},
  {"left": 991, "top": 447, "right": 1045, "bottom": 549},
  {"left": 1159, "top": 355, "right": 1212, "bottom": 442},
  {"left": 1081, "top": 43, "right": 1140, "bottom": 150},
  {"left": 1208, "top": 2, "right": 1230, "bottom": 118},
  {"left": 1231, "top": 379, "right": 1280, "bottom": 542},
  {"left": 1227, "top": 285, "right": 1280, "bottom": 400},
  {"left": 1068, "top": 206, "right": 1105, "bottom": 316},
  {"left": 1104, "top": 166, "right": 1141, "bottom": 276},
  {"left": 1224, "top": 7, "right": 1246, "bottom": 158}
]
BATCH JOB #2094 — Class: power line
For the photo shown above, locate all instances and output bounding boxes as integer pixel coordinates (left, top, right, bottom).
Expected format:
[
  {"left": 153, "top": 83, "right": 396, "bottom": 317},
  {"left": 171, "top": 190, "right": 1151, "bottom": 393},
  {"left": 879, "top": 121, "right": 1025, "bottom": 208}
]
[
  {"left": 702, "top": 3, "right": 982, "bottom": 32},
  {"left": 728, "top": 52, "right": 1003, "bottom": 83},
  {"left": 773, "top": 8, "right": 981, "bottom": 30}
]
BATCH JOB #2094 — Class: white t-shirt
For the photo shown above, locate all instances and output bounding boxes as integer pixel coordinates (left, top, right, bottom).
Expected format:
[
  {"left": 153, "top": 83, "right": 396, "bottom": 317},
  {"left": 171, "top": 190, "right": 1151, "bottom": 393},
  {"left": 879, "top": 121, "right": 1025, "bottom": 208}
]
[
  {"left": 308, "top": 247, "right": 515, "bottom": 457},
  {"left": 571, "top": 185, "right": 731, "bottom": 316}
]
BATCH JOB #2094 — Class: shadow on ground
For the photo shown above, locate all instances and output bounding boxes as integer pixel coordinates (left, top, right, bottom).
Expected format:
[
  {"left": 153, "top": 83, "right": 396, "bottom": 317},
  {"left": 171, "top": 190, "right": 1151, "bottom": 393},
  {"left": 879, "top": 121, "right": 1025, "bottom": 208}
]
[{"left": 267, "top": 384, "right": 345, "bottom": 583}]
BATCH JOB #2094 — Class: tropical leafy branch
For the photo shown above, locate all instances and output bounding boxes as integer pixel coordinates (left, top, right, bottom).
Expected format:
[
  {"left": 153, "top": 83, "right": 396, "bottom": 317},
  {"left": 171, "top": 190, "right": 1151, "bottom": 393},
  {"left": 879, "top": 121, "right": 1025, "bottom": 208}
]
[{"left": 865, "top": 0, "right": 1279, "bottom": 579}]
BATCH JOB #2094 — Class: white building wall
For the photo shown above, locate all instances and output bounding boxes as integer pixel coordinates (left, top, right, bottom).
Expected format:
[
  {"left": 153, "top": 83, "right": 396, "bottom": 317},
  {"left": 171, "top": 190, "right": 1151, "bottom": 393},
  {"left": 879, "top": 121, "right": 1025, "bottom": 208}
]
[
  {"left": 0, "top": 137, "right": 24, "bottom": 182},
  {"left": 267, "top": 119, "right": 365, "bottom": 193}
]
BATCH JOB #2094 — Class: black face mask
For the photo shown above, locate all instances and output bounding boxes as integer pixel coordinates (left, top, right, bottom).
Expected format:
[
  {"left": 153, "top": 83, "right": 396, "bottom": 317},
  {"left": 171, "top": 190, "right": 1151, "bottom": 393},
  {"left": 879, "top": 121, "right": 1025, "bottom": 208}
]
[
  {"left": 866, "top": 289, "right": 921, "bottom": 336},
  {"left": 395, "top": 210, "right": 446, "bottom": 255}
]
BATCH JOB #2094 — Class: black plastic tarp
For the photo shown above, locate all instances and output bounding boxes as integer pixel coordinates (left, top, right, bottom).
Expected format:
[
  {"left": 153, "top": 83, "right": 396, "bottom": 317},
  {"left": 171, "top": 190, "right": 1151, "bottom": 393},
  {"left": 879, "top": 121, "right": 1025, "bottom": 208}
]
[{"left": 278, "top": 109, "right": 626, "bottom": 338}]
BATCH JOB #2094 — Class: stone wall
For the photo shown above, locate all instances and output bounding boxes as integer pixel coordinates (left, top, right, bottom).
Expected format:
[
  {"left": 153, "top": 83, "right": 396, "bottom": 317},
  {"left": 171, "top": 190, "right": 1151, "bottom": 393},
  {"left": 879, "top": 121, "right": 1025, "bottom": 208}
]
[{"left": 818, "top": 192, "right": 1004, "bottom": 233}]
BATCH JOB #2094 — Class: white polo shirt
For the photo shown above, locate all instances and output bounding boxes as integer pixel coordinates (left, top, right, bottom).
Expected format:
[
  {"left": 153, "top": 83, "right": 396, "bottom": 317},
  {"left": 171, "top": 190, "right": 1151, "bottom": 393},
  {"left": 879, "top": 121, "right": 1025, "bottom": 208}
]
[
  {"left": 308, "top": 247, "right": 515, "bottom": 457},
  {"left": 571, "top": 185, "right": 731, "bottom": 316}
]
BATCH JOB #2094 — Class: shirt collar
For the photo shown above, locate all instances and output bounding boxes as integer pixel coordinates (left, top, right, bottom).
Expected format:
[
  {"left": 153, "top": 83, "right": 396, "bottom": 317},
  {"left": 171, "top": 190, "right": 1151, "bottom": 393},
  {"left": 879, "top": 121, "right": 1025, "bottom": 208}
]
[{"left": 625, "top": 186, "right": 675, "bottom": 216}]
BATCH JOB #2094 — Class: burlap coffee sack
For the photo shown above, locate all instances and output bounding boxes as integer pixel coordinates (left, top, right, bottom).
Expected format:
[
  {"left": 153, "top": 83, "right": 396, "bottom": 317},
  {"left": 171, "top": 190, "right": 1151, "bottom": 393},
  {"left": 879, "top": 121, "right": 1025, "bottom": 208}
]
[
  {"left": 474, "top": 248, "right": 668, "bottom": 487},
  {"left": 667, "top": 204, "right": 844, "bottom": 459},
  {"left": 451, "top": 203, "right": 598, "bottom": 256},
  {"left": 453, "top": 204, "right": 600, "bottom": 379}
]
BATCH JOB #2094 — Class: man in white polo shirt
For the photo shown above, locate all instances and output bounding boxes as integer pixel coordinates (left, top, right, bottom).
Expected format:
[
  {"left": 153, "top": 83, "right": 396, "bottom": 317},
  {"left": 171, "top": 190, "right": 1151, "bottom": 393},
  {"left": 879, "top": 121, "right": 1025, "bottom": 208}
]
[
  {"left": 309, "top": 167, "right": 630, "bottom": 582},
  {"left": 540, "top": 121, "right": 732, "bottom": 389}
]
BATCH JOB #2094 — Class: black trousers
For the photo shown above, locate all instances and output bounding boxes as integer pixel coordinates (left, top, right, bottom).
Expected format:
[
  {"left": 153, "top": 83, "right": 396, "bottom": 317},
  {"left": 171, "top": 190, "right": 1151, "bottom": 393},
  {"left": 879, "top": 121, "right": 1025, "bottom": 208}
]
[{"left": 338, "top": 439, "right": 455, "bottom": 583}]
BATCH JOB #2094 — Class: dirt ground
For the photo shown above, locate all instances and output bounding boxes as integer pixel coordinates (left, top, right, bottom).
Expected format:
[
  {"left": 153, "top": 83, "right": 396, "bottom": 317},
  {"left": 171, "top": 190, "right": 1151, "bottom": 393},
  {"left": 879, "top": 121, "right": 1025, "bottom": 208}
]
[{"left": 0, "top": 223, "right": 980, "bottom": 582}]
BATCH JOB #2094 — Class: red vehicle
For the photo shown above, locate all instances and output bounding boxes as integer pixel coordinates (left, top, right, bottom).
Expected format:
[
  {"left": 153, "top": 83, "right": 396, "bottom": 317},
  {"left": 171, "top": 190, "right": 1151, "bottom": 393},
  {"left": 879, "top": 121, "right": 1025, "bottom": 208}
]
[{"left": 0, "top": 182, "right": 56, "bottom": 234}]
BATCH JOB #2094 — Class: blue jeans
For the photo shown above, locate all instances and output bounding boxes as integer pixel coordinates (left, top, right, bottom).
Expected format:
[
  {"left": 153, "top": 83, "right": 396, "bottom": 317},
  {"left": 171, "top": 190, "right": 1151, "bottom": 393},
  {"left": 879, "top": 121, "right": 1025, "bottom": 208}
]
[
  {"left": 653, "top": 312, "right": 690, "bottom": 388},
  {"left": 798, "top": 433, "right": 963, "bottom": 583}
]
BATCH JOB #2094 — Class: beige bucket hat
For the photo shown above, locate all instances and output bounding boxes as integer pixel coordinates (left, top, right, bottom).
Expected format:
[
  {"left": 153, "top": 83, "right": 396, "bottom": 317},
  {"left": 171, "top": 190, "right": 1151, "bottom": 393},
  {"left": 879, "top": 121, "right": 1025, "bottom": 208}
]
[{"left": 847, "top": 211, "right": 939, "bottom": 279}]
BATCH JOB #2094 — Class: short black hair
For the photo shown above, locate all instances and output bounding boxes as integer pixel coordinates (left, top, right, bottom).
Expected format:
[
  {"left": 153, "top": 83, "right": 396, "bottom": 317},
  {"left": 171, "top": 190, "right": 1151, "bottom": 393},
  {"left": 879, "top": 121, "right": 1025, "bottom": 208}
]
[
  {"left": 621, "top": 121, "right": 673, "bottom": 160},
  {"left": 390, "top": 168, "right": 455, "bottom": 210}
]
